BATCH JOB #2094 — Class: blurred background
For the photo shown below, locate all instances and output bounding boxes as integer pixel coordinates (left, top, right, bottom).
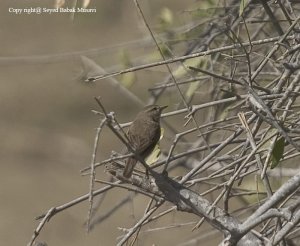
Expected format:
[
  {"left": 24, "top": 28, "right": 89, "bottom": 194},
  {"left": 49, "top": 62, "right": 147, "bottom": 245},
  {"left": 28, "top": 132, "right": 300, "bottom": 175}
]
[{"left": 0, "top": 0, "right": 214, "bottom": 245}]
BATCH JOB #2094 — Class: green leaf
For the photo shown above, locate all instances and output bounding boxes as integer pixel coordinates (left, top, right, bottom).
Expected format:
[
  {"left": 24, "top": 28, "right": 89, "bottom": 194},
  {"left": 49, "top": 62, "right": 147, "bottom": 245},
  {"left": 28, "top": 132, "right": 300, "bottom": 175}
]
[
  {"left": 159, "top": 43, "right": 173, "bottom": 58},
  {"left": 145, "top": 144, "right": 161, "bottom": 166},
  {"left": 239, "top": 0, "right": 249, "bottom": 16},
  {"left": 189, "top": 1, "right": 217, "bottom": 18},
  {"left": 159, "top": 127, "right": 164, "bottom": 141},
  {"left": 120, "top": 72, "right": 136, "bottom": 88},
  {"left": 183, "top": 57, "right": 208, "bottom": 99},
  {"left": 119, "top": 49, "right": 132, "bottom": 67},
  {"left": 270, "top": 137, "right": 285, "bottom": 169},
  {"left": 119, "top": 50, "right": 136, "bottom": 88},
  {"left": 173, "top": 57, "right": 203, "bottom": 78},
  {"left": 145, "top": 128, "right": 164, "bottom": 166},
  {"left": 219, "top": 106, "right": 230, "bottom": 120},
  {"left": 159, "top": 7, "right": 173, "bottom": 27}
]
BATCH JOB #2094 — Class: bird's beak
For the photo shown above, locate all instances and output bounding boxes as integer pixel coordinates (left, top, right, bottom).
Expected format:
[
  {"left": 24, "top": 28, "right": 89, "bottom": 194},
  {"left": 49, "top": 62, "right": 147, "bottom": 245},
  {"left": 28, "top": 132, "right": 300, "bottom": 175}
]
[{"left": 160, "top": 105, "right": 168, "bottom": 111}]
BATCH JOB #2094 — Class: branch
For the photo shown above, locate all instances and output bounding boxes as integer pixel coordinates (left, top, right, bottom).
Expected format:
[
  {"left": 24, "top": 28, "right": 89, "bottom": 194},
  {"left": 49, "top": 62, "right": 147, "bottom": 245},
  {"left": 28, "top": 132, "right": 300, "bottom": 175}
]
[{"left": 106, "top": 163, "right": 262, "bottom": 245}]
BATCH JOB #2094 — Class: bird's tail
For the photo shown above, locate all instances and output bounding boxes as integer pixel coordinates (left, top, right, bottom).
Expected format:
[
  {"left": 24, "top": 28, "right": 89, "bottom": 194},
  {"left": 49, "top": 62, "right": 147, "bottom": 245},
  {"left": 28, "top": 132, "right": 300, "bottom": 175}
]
[{"left": 123, "top": 158, "right": 137, "bottom": 178}]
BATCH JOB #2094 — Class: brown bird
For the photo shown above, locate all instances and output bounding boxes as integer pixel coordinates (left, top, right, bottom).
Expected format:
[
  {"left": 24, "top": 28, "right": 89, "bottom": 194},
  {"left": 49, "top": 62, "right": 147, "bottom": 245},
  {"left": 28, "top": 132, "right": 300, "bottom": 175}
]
[{"left": 123, "top": 105, "right": 167, "bottom": 178}]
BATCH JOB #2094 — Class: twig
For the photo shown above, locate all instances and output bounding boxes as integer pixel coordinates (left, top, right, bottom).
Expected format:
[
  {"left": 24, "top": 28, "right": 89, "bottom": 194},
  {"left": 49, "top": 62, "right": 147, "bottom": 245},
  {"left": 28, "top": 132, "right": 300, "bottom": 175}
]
[
  {"left": 86, "top": 118, "right": 106, "bottom": 232},
  {"left": 88, "top": 36, "right": 295, "bottom": 81}
]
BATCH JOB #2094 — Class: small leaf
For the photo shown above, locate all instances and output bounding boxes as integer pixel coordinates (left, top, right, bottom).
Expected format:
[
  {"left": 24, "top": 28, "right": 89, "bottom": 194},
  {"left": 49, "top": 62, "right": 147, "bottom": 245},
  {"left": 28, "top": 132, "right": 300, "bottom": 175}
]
[
  {"left": 239, "top": 0, "right": 249, "bottom": 16},
  {"left": 82, "top": 0, "right": 90, "bottom": 8},
  {"left": 119, "top": 50, "right": 136, "bottom": 88},
  {"left": 159, "top": 43, "right": 173, "bottom": 58},
  {"left": 189, "top": 1, "right": 216, "bottom": 18},
  {"left": 173, "top": 57, "right": 203, "bottom": 78},
  {"left": 219, "top": 106, "right": 230, "bottom": 120},
  {"left": 185, "top": 58, "right": 208, "bottom": 99},
  {"left": 54, "top": 0, "right": 65, "bottom": 8},
  {"left": 145, "top": 144, "right": 161, "bottom": 166},
  {"left": 159, "top": 127, "right": 164, "bottom": 141},
  {"left": 145, "top": 128, "right": 164, "bottom": 166},
  {"left": 120, "top": 72, "right": 136, "bottom": 88},
  {"left": 270, "top": 137, "right": 285, "bottom": 169},
  {"left": 119, "top": 50, "right": 132, "bottom": 67},
  {"left": 159, "top": 7, "right": 173, "bottom": 26}
]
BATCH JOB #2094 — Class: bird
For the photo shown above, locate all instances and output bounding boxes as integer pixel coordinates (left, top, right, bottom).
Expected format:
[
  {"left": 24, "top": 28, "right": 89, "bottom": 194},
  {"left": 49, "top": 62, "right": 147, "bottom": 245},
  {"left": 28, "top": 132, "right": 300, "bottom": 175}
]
[{"left": 123, "top": 105, "right": 167, "bottom": 178}]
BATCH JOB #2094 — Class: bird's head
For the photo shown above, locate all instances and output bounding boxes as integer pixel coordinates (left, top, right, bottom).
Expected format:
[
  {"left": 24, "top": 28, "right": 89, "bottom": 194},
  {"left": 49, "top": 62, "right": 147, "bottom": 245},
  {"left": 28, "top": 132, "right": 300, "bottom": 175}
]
[{"left": 143, "top": 105, "right": 168, "bottom": 122}]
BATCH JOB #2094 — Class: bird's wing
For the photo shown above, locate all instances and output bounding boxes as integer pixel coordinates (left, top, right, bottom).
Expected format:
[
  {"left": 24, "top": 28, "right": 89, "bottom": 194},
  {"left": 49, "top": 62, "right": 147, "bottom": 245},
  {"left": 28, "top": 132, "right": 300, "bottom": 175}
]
[{"left": 127, "top": 121, "right": 160, "bottom": 154}]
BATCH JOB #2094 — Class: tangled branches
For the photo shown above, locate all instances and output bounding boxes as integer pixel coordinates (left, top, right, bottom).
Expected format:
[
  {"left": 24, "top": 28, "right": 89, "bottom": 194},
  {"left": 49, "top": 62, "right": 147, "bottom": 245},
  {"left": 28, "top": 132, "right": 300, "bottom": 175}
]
[{"left": 29, "top": 1, "right": 300, "bottom": 245}]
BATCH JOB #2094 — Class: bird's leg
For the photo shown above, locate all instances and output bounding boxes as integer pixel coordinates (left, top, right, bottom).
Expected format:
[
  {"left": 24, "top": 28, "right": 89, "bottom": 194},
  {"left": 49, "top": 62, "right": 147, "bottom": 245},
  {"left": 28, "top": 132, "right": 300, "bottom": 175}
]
[{"left": 162, "top": 170, "right": 169, "bottom": 178}]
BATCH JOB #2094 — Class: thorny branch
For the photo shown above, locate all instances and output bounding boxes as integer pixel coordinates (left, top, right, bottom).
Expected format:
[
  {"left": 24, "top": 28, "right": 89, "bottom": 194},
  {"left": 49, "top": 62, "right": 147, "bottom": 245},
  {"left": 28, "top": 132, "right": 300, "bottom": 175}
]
[{"left": 28, "top": 1, "right": 300, "bottom": 245}]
